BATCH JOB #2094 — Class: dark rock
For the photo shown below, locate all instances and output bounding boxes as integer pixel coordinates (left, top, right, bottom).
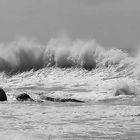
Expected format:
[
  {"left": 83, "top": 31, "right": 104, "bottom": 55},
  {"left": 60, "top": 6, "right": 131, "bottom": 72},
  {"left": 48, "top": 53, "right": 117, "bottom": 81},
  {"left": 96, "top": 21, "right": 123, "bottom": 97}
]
[
  {"left": 16, "top": 93, "right": 34, "bottom": 101},
  {"left": 41, "top": 96, "right": 84, "bottom": 103},
  {"left": 60, "top": 98, "right": 84, "bottom": 103},
  {"left": 0, "top": 88, "right": 7, "bottom": 101}
]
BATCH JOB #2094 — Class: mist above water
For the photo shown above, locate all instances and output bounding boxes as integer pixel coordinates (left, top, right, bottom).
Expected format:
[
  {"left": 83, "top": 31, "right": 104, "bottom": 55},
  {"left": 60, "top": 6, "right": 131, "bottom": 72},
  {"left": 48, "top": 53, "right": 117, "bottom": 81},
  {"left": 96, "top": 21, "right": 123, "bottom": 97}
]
[
  {"left": 0, "top": 38, "right": 45, "bottom": 73},
  {"left": 0, "top": 36, "right": 138, "bottom": 75}
]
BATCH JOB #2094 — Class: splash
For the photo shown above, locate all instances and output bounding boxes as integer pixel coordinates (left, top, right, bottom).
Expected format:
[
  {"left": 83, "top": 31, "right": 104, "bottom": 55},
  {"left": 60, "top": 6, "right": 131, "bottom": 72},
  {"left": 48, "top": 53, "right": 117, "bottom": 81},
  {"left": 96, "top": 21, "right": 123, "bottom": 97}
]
[
  {"left": 0, "top": 36, "right": 137, "bottom": 74},
  {"left": 114, "top": 80, "right": 135, "bottom": 96},
  {"left": 133, "top": 49, "right": 140, "bottom": 76},
  {"left": 0, "top": 38, "right": 45, "bottom": 73},
  {"left": 43, "top": 37, "right": 103, "bottom": 70}
]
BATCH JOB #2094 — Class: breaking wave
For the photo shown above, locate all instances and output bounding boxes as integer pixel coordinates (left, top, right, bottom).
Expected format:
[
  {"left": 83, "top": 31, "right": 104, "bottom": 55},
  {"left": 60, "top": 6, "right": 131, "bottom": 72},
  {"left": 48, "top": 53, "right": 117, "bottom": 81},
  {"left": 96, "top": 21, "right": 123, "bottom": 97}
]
[
  {"left": 0, "top": 36, "right": 140, "bottom": 103},
  {"left": 0, "top": 36, "right": 138, "bottom": 75}
]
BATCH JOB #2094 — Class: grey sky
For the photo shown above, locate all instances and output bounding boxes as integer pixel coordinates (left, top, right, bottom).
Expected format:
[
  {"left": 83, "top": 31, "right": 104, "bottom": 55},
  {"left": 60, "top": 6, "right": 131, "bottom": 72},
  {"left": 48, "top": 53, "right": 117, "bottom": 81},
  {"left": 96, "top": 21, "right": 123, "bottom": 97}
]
[{"left": 0, "top": 0, "right": 140, "bottom": 48}]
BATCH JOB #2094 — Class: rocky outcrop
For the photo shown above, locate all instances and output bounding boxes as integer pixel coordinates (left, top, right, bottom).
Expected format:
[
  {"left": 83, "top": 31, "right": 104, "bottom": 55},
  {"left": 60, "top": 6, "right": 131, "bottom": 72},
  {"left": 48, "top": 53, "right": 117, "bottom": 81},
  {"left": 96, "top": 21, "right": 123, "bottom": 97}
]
[
  {"left": 0, "top": 88, "right": 7, "bottom": 101},
  {"left": 16, "top": 93, "right": 84, "bottom": 103},
  {"left": 40, "top": 96, "right": 84, "bottom": 103},
  {"left": 16, "top": 93, "right": 34, "bottom": 101}
]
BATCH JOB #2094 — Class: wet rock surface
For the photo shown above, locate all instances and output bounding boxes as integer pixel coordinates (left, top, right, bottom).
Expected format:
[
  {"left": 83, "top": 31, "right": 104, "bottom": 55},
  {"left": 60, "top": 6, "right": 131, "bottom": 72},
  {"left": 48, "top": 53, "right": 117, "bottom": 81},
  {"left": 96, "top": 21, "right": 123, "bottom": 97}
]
[
  {"left": 0, "top": 88, "right": 7, "bottom": 101},
  {"left": 40, "top": 96, "right": 84, "bottom": 103},
  {"left": 16, "top": 93, "right": 34, "bottom": 101}
]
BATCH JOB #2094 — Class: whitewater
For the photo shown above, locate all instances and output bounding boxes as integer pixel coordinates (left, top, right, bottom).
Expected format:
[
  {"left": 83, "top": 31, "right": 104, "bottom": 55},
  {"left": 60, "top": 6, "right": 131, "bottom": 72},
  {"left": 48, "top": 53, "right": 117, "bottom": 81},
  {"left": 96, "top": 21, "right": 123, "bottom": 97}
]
[{"left": 0, "top": 37, "right": 140, "bottom": 139}]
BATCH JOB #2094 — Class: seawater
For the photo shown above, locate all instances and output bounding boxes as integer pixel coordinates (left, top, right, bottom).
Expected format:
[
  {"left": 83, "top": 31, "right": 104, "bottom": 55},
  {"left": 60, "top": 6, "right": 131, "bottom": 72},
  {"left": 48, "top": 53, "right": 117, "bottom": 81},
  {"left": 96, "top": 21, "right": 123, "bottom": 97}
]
[
  {"left": 0, "top": 38, "right": 140, "bottom": 139},
  {"left": 0, "top": 66, "right": 140, "bottom": 140},
  {"left": 0, "top": 102, "right": 140, "bottom": 140}
]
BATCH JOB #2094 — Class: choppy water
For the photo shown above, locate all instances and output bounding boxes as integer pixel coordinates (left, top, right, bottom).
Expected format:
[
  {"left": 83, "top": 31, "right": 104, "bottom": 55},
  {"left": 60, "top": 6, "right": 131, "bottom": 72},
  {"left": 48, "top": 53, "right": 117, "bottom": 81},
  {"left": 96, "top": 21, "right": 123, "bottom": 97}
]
[
  {"left": 0, "top": 66, "right": 140, "bottom": 140},
  {"left": 0, "top": 38, "right": 140, "bottom": 139},
  {"left": 0, "top": 102, "right": 140, "bottom": 140}
]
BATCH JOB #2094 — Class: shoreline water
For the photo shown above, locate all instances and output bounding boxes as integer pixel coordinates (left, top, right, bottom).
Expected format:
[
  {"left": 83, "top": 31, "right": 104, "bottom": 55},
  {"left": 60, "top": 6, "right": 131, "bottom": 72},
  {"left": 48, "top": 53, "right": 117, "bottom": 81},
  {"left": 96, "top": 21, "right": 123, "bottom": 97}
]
[
  {"left": 0, "top": 41, "right": 140, "bottom": 139},
  {"left": 0, "top": 102, "right": 140, "bottom": 140}
]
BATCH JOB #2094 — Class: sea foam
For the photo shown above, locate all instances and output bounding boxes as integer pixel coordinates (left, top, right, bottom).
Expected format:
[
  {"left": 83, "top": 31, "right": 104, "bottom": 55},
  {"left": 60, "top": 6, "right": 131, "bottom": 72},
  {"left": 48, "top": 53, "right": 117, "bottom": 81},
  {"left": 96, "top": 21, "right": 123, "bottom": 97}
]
[{"left": 0, "top": 36, "right": 138, "bottom": 76}]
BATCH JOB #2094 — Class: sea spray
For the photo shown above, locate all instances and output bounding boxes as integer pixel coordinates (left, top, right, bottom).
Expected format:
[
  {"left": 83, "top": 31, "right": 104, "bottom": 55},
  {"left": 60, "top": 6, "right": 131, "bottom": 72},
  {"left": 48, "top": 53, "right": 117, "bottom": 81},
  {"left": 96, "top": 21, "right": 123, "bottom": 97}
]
[
  {"left": 114, "top": 80, "right": 136, "bottom": 96},
  {"left": 133, "top": 49, "right": 140, "bottom": 77},
  {"left": 98, "top": 49, "right": 128, "bottom": 67},
  {"left": 0, "top": 36, "right": 137, "bottom": 74},
  {"left": 0, "top": 38, "right": 45, "bottom": 73},
  {"left": 43, "top": 38, "right": 101, "bottom": 69}
]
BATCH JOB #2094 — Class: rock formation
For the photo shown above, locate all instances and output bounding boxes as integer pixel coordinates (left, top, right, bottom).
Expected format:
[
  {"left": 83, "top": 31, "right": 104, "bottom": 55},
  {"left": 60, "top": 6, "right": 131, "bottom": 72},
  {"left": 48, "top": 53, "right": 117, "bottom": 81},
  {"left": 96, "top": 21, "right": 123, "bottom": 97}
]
[{"left": 0, "top": 88, "right": 7, "bottom": 101}]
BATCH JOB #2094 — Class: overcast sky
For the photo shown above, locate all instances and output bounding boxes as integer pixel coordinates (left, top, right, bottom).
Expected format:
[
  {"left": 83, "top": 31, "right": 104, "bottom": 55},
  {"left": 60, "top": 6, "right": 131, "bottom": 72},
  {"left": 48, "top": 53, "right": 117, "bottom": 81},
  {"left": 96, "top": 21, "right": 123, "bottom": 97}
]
[{"left": 0, "top": 0, "right": 140, "bottom": 48}]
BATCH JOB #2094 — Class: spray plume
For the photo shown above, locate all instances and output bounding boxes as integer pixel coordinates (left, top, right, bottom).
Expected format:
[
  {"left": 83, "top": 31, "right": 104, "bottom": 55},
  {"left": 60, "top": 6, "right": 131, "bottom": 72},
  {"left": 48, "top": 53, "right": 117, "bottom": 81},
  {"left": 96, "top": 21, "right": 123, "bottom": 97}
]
[{"left": 0, "top": 36, "right": 137, "bottom": 74}]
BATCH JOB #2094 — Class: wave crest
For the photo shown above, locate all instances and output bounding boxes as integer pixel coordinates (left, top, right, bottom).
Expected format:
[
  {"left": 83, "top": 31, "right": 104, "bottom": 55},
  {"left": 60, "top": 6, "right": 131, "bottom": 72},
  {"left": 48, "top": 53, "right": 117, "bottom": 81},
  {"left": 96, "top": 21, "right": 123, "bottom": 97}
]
[{"left": 0, "top": 36, "right": 137, "bottom": 74}]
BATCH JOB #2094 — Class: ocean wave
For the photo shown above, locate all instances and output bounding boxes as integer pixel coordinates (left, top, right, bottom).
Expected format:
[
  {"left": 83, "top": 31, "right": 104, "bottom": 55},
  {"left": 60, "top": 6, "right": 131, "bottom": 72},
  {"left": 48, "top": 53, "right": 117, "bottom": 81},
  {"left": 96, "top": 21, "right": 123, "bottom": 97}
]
[{"left": 0, "top": 36, "right": 138, "bottom": 76}]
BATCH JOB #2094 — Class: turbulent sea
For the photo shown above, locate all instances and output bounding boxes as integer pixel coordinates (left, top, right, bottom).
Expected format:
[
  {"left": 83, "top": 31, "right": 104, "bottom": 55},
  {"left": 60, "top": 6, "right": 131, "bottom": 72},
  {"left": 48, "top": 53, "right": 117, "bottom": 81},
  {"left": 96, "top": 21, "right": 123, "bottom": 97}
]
[{"left": 0, "top": 38, "right": 140, "bottom": 139}]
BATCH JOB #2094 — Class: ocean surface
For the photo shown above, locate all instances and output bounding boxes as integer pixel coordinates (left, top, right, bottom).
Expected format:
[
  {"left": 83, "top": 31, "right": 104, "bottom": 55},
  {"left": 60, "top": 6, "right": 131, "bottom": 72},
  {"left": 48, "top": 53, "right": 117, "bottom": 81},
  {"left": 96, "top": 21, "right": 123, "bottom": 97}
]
[{"left": 0, "top": 38, "right": 140, "bottom": 139}]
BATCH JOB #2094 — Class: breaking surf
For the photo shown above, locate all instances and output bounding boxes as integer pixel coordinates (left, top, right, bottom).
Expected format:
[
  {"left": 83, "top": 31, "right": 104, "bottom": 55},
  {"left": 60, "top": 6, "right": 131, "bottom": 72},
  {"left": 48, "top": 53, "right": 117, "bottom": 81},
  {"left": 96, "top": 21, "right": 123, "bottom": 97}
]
[{"left": 0, "top": 37, "right": 140, "bottom": 139}]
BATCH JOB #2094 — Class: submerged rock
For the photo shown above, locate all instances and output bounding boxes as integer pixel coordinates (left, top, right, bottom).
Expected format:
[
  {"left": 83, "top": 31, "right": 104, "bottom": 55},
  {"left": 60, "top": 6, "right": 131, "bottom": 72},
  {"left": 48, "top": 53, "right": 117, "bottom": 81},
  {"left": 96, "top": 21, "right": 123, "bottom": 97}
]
[
  {"left": 0, "top": 88, "right": 7, "bottom": 101},
  {"left": 40, "top": 96, "right": 84, "bottom": 103},
  {"left": 16, "top": 93, "right": 34, "bottom": 101}
]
